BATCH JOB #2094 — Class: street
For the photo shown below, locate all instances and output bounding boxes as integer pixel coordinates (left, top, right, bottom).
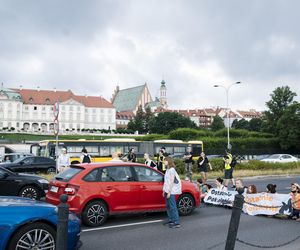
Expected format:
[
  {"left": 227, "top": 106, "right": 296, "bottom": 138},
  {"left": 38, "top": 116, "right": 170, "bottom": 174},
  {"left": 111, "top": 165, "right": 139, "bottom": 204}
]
[{"left": 79, "top": 175, "right": 300, "bottom": 250}]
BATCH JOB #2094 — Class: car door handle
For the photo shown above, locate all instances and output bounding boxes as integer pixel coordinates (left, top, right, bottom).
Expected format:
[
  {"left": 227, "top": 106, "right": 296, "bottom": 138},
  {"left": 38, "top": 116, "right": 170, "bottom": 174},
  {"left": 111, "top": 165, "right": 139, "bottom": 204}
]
[{"left": 106, "top": 186, "right": 113, "bottom": 190}]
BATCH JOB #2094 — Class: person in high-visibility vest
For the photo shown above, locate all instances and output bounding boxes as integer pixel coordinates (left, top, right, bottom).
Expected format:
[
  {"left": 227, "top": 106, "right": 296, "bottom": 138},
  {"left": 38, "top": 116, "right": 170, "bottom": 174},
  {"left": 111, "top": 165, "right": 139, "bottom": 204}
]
[
  {"left": 157, "top": 150, "right": 166, "bottom": 173},
  {"left": 290, "top": 183, "right": 300, "bottom": 221},
  {"left": 223, "top": 150, "right": 235, "bottom": 188}
]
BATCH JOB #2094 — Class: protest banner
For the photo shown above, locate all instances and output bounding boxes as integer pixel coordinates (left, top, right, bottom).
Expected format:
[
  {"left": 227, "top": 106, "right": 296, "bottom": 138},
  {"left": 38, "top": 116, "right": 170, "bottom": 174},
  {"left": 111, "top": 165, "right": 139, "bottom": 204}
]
[
  {"left": 243, "top": 193, "right": 292, "bottom": 216},
  {"left": 204, "top": 188, "right": 238, "bottom": 207}
]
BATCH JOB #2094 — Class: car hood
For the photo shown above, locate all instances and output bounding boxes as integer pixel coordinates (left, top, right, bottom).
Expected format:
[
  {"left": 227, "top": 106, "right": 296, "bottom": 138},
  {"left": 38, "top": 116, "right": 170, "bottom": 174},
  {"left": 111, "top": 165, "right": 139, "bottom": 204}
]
[
  {"left": 17, "top": 173, "right": 48, "bottom": 180},
  {"left": 0, "top": 196, "right": 55, "bottom": 208}
]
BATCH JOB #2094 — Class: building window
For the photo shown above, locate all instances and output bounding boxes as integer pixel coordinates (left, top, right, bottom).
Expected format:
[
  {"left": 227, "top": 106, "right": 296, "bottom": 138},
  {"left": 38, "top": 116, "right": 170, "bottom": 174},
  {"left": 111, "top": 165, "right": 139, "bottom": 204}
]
[{"left": 34, "top": 106, "right": 37, "bottom": 110}]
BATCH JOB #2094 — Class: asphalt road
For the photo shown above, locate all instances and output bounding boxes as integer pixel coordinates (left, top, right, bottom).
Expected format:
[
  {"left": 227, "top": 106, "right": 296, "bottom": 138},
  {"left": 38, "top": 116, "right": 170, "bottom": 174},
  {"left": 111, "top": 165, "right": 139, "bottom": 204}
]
[{"left": 80, "top": 176, "right": 300, "bottom": 250}]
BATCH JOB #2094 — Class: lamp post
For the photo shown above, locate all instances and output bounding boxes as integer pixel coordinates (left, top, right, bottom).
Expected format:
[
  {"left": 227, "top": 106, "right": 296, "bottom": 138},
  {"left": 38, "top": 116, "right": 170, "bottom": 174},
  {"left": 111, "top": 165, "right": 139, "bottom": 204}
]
[{"left": 214, "top": 82, "right": 241, "bottom": 150}]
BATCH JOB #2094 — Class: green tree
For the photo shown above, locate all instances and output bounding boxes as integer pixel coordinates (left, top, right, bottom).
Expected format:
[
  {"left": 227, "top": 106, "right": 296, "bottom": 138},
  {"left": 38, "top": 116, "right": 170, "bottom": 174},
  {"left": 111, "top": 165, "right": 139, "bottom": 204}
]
[
  {"left": 277, "top": 102, "right": 300, "bottom": 151},
  {"left": 231, "top": 119, "right": 239, "bottom": 129},
  {"left": 210, "top": 115, "right": 225, "bottom": 131},
  {"left": 263, "top": 86, "right": 297, "bottom": 134},
  {"left": 249, "top": 118, "right": 263, "bottom": 131},
  {"left": 127, "top": 105, "right": 145, "bottom": 133},
  {"left": 144, "top": 106, "right": 154, "bottom": 133},
  {"left": 149, "top": 112, "right": 196, "bottom": 134},
  {"left": 234, "top": 118, "right": 249, "bottom": 130}
]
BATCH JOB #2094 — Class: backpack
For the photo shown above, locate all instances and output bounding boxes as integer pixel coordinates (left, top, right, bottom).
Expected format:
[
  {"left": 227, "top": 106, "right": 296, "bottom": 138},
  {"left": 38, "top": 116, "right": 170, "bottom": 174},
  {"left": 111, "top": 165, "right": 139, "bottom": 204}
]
[
  {"left": 82, "top": 154, "right": 91, "bottom": 163},
  {"left": 230, "top": 157, "right": 237, "bottom": 168}
]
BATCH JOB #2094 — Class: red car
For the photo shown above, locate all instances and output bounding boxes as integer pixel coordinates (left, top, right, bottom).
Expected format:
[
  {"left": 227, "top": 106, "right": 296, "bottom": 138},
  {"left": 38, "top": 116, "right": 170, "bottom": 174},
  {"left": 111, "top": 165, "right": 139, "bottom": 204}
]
[{"left": 46, "top": 162, "right": 200, "bottom": 227}]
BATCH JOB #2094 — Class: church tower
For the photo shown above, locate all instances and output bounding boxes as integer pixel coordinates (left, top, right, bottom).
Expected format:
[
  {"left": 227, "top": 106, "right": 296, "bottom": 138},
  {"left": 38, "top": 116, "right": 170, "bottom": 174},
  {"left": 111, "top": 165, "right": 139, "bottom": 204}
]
[{"left": 159, "top": 80, "right": 168, "bottom": 108}]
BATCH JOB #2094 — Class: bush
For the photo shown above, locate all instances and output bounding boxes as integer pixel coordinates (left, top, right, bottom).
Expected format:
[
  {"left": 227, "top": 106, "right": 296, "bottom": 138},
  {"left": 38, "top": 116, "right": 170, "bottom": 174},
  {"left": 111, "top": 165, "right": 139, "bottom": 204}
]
[{"left": 236, "top": 160, "right": 299, "bottom": 170}]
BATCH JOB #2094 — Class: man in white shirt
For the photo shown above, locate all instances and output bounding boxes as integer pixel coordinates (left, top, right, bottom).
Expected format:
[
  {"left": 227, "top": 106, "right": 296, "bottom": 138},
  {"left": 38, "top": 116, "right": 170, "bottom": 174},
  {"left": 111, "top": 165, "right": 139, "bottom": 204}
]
[{"left": 57, "top": 148, "right": 70, "bottom": 173}]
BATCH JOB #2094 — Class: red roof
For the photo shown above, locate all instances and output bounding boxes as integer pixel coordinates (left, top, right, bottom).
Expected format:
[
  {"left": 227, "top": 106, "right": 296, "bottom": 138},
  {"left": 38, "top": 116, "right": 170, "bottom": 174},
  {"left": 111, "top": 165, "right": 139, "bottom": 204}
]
[{"left": 11, "top": 88, "right": 114, "bottom": 108}]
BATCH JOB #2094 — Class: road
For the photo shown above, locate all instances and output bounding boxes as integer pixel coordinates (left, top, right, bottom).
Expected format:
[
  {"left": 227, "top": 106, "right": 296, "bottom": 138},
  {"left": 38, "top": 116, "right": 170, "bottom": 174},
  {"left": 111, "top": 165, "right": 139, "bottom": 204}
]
[{"left": 79, "top": 176, "right": 300, "bottom": 250}]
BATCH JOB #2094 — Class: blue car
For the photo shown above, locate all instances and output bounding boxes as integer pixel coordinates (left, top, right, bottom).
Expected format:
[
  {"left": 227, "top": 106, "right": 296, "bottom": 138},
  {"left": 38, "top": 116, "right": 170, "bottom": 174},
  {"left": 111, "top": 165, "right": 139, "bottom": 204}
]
[{"left": 0, "top": 196, "right": 81, "bottom": 250}]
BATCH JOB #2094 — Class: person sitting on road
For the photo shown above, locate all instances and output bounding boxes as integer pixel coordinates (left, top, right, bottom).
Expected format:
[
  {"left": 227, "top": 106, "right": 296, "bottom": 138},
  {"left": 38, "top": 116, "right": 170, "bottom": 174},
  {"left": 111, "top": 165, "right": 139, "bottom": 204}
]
[
  {"left": 290, "top": 183, "right": 300, "bottom": 221},
  {"left": 197, "top": 178, "right": 209, "bottom": 201},
  {"left": 215, "top": 177, "right": 227, "bottom": 191},
  {"left": 266, "top": 183, "right": 277, "bottom": 194},
  {"left": 247, "top": 185, "right": 258, "bottom": 194},
  {"left": 235, "top": 179, "right": 247, "bottom": 194}
]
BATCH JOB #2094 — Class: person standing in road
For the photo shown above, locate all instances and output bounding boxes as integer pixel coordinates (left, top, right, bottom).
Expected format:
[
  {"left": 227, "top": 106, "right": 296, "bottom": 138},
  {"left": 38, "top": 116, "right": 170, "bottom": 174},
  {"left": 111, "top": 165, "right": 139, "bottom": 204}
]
[
  {"left": 183, "top": 146, "right": 193, "bottom": 182},
  {"left": 109, "top": 152, "right": 123, "bottom": 162},
  {"left": 144, "top": 153, "right": 157, "bottom": 169},
  {"left": 157, "top": 150, "right": 166, "bottom": 173},
  {"left": 127, "top": 148, "right": 137, "bottom": 162},
  {"left": 57, "top": 147, "right": 70, "bottom": 173},
  {"left": 80, "top": 148, "right": 91, "bottom": 163},
  {"left": 223, "top": 150, "right": 235, "bottom": 188},
  {"left": 197, "top": 152, "right": 212, "bottom": 184},
  {"left": 162, "top": 156, "right": 182, "bottom": 228}
]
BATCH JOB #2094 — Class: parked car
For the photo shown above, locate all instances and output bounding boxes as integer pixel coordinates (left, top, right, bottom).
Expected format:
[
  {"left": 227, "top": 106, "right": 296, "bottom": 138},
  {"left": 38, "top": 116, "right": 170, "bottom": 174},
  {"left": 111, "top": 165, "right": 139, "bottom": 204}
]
[
  {"left": 0, "top": 196, "right": 81, "bottom": 250},
  {"left": 0, "top": 156, "right": 56, "bottom": 174},
  {"left": 0, "top": 166, "right": 49, "bottom": 200},
  {"left": 0, "top": 153, "right": 33, "bottom": 163},
  {"left": 46, "top": 162, "right": 200, "bottom": 227},
  {"left": 260, "top": 154, "right": 299, "bottom": 163}
]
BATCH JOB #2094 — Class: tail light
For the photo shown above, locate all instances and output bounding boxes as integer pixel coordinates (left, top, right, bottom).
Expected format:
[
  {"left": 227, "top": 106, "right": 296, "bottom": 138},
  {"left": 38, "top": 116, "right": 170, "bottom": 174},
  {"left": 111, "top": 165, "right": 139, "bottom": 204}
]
[{"left": 64, "top": 184, "right": 80, "bottom": 195}]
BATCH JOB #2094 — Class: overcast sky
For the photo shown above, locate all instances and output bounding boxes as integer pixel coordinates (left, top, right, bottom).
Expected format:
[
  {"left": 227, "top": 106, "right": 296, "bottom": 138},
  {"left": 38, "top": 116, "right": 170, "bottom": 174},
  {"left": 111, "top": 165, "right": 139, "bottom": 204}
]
[{"left": 1, "top": 0, "right": 300, "bottom": 111}]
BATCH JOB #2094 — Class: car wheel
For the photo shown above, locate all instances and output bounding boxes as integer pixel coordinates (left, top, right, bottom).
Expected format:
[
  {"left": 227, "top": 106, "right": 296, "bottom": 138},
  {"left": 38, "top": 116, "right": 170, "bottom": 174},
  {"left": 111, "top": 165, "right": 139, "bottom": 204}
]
[
  {"left": 47, "top": 167, "right": 56, "bottom": 174},
  {"left": 177, "top": 193, "right": 195, "bottom": 216},
  {"left": 7, "top": 222, "right": 56, "bottom": 250},
  {"left": 82, "top": 200, "right": 108, "bottom": 227},
  {"left": 19, "top": 185, "right": 41, "bottom": 200}
]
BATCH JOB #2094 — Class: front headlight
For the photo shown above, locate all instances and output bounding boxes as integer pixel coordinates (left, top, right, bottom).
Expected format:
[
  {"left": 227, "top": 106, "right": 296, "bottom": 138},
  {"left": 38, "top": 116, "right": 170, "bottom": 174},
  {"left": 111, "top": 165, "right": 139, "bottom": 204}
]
[{"left": 38, "top": 179, "right": 49, "bottom": 184}]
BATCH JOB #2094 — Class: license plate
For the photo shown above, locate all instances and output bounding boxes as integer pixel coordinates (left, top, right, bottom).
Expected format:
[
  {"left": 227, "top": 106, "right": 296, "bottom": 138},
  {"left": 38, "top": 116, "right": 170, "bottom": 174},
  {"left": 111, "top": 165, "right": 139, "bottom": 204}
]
[{"left": 50, "top": 186, "right": 58, "bottom": 193}]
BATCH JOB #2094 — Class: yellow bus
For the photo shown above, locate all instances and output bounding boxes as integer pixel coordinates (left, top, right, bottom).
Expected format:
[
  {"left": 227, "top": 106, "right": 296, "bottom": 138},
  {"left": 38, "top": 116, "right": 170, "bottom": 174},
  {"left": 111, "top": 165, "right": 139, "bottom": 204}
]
[{"left": 32, "top": 138, "right": 203, "bottom": 164}]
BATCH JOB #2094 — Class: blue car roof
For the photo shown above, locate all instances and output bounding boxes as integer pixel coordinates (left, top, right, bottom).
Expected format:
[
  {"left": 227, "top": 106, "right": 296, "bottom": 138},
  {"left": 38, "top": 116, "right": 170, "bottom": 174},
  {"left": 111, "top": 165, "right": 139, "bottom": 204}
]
[{"left": 0, "top": 196, "right": 55, "bottom": 208}]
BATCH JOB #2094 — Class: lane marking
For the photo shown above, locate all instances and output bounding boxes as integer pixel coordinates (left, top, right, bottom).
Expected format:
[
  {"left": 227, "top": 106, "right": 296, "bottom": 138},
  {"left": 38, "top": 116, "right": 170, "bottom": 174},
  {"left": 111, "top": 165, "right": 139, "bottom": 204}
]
[{"left": 82, "top": 219, "right": 163, "bottom": 233}]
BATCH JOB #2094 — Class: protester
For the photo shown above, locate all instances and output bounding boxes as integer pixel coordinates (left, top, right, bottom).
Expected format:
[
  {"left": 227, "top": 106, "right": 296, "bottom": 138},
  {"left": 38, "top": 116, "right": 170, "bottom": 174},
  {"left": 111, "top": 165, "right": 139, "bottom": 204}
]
[
  {"left": 80, "top": 148, "right": 91, "bottom": 163},
  {"left": 127, "top": 148, "right": 137, "bottom": 162},
  {"left": 223, "top": 150, "right": 235, "bottom": 188},
  {"left": 266, "top": 184, "right": 277, "bottom": 194},
  {"left": 157, "top": 150, "right": 166, "bottom": 173},
  {"left": 290, "top": 183, "right": 300, "bottom": 221},
  {"left": 197, "top": 152, "right": 212, "bottom": 184},
  {"left": 235, "top": 179, "right": 247, "bottom": 194},
  {"left": 57, "top": 147, "right": 70, "bottom": 173},
  {"left": 144, "top": 153, "right": 157, "bottom": 169},
  {"left": 110, "top": 152, "right": 123, "bottom": 162},
  {"left": 183, "top": 146, "right": 193, "bottom": 182},
  {"left": 215, "top": 177, "right": 227, "bottom": 191},
  {"left": 197, "top": 178, "right": 209, "bottom": 201},
  {"left": 247, "top": 185, "right": 258, "bottom": 194},
  {"left": 162, "top": 156, "right": 182, "bottom": 228}
]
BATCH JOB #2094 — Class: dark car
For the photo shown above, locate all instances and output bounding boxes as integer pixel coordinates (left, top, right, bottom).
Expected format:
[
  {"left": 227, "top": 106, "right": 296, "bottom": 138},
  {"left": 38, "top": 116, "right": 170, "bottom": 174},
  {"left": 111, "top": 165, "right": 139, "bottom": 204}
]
[
  {"left": 0, "top": 156, "right": 56, "bottom": 174},
  {"left": 0, "top": 167, "right": 49, "bottom": 200},
  {"left": 0, "top": 196, "right": 81, "bottom": 250}
]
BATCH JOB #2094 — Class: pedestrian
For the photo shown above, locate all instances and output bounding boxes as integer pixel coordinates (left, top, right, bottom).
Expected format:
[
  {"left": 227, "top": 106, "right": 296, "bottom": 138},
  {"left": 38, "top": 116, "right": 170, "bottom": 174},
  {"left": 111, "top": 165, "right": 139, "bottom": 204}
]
[
  {"left": 80, "top": 148, "right": 91, "bottom": 163},
  {"left": 109, "top": 151, "right": 123, "bottom": 162},
  {"left": 247, "top": 185, "right": 258, "bottom": 194},
  {"left": 183, "top": 146, "right": 193, "bottom": 182},
  {"left": 162, "top": 156, "right": 182, "bottom": 228},
  {"left": 223, "top": 150, "right": 235, "bottom": 188},
  {"left": 157, "top": 150, "right": 166, "bottom": 173},
  {"left": 197, "top": 152, "right": 212, "bottom": 184},
  {"left": 144, "top": 153, "right": 157, "bottom": 169},
  {"left": 127, "top": 148, "right": 137, "bottom": 162},
  {"left": 215, "top": 177, "right": 227, "bottom": 191},
  {"left": 290, "top": 183, "right": 300, "bottom": 221},
  {"left": 266, "top": 183, "right": 277, "bottom": 194},
  {"left": 57, "top": 147, "right": 70, "bottom": 173}
]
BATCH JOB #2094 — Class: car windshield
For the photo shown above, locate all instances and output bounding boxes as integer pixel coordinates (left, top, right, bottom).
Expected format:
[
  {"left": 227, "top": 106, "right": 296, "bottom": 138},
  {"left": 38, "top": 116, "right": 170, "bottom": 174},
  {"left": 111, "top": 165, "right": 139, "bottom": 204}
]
[
  {"left": 266, "top": 154, "right": 281, "bottom": 159},
  {"left": 12, "top": 157, "right": 27, "bottom": 164},
  {"left": 54, "top": 167, "right": 83, "bottom": 182}
]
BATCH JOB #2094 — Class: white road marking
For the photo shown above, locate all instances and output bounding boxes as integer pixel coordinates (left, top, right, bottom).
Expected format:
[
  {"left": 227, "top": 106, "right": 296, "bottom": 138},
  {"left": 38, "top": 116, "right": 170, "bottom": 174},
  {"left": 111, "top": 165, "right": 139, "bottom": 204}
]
[{"left": 82, "top": 219, "right": 163, "bottom": 233}]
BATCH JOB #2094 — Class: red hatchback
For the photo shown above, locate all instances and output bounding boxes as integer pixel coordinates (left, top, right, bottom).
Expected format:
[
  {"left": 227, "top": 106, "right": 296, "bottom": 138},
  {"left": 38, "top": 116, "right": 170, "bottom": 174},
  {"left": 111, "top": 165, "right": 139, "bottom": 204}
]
[{"left": 46, "top": 162, "right": 200, "bottom": 227}]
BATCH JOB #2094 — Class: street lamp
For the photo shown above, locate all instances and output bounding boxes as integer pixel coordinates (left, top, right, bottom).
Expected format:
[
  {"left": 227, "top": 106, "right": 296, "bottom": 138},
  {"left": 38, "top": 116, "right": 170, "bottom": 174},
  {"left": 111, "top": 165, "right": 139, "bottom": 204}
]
[{"left": 214, "top": 81, "right": 241, "bottom": 150}]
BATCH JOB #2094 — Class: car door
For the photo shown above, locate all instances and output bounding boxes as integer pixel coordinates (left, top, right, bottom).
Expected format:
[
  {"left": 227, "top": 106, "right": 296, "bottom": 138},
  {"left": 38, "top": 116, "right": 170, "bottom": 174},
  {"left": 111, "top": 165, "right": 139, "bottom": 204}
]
[
  {"left": 132, "top": 166, "right": 165, "bottom": 210},
  {"left": 97, "top": 166, "right": 140, "bottom": 212},
  {"left": 281, "top": 154, "right": 293, "bottom": 163},
  {"left": 0, "top": 169, "right": 19, "bottom": 196},
  {"left": 18, "top": 157, "right": 35, "bottom": 173}
]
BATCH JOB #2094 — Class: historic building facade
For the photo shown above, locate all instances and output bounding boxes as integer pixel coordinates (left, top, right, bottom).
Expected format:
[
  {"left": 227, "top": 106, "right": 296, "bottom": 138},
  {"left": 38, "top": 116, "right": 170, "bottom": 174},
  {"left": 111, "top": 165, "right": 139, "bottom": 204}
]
[{"left": 0, "top": 86, "right": 116, "bottom": 132}]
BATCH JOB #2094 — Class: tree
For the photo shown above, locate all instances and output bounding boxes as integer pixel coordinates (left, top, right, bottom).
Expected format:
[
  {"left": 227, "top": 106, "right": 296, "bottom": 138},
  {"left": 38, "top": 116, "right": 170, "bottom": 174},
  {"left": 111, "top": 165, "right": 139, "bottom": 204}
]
[
  {"left": 127, "top": 105, "right": 145, "bottom": 133},
  {"left": 263, "top": 86, "right": 297, "bottom": 134},
  {"left": 277, "top": 102, "right": 300, "bottom": 151},
  {"left": 144, "top": 106, "right": 154, "bottom": 133},
  {"left": 248, "top": 118, "right": 263, "bottom": 132},
  {"left": 231, "top": 119, "right": 239, "bottom": 129},
  {"left": 149, "top": 112, "right": 196, "bottom": 134},
  {"left": 234, "top": 118, "right": 249, "bottom": 130},
  {"left": 210, "top": 115, "right": 225, "bottom": 131}
]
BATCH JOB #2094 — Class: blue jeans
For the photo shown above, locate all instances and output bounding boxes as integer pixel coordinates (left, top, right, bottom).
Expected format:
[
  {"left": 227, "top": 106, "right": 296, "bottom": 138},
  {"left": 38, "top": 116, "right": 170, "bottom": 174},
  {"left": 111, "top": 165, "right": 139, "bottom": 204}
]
[{"left": 165, "top": 193, "right": 180, "bottom": 224}]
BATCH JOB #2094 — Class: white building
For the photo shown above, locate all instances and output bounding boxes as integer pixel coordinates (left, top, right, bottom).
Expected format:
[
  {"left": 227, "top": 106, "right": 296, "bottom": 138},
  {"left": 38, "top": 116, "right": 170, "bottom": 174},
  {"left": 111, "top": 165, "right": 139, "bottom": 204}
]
[{"left": 0, "top": 86, "right": 116, "bottom": 132}]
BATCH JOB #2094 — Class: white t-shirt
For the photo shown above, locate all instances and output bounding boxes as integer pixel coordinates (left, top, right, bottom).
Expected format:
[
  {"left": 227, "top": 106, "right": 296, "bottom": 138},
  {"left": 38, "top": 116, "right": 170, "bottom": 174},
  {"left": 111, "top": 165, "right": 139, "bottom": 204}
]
[
  {"left": 57, "top": 154, "right": 70, "bottom": 169},
  {"left": 163, "top": 168, "right": 182, "bottom": 195}
]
